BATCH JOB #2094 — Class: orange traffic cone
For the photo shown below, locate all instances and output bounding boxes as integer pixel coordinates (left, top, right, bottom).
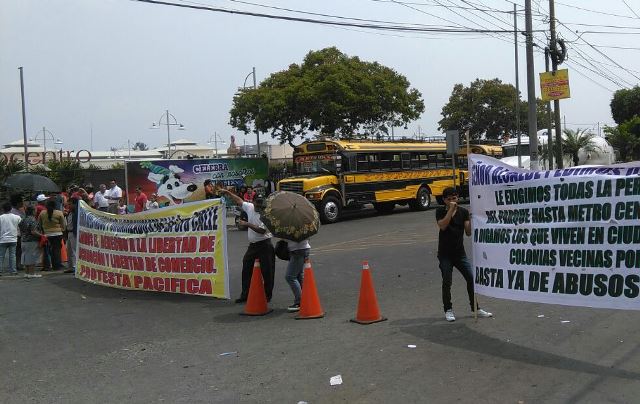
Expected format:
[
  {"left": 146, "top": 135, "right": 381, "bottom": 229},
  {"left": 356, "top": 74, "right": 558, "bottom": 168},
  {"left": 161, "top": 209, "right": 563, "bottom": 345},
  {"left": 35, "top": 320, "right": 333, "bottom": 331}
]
[
  {"left": 350, "top": 260, "right": 387, "bottom": 324},
  {"left": 242, "top": 259, "right": 273, "bottom": 316},
  {"left": 296, "top": 258, "right": 324, "bottom": 320},
  {"left": 61, "top": 239, "right": 68, "bottom": 263}
]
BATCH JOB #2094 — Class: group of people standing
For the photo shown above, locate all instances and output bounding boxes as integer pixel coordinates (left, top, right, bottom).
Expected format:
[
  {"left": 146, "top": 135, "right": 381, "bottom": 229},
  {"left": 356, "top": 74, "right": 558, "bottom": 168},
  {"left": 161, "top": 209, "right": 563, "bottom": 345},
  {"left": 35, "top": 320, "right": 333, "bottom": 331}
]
[
  {"left": 213, "top": 186, "right": 310, "bottom": 312},
  {"left": 0, "top": 179, "right": 126, "bottom": 277}
]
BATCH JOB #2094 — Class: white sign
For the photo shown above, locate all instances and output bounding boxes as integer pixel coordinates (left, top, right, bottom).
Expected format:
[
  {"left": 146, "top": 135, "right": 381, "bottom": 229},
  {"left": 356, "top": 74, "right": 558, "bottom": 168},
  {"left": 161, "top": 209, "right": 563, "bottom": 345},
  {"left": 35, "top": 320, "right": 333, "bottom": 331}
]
[{"left": 470, "top": 155, "right": 640, "bottom": 310}]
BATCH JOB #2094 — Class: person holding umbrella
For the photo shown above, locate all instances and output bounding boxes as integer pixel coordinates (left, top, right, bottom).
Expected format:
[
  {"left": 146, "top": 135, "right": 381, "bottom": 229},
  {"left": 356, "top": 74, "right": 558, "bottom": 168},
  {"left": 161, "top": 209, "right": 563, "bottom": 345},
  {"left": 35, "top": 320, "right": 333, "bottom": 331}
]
[
  {"left": 259, "top": 191, "right": 320, "bottom": 312},
  {"left": 218, "top": 188, "right": 276, "bottom": 303}
]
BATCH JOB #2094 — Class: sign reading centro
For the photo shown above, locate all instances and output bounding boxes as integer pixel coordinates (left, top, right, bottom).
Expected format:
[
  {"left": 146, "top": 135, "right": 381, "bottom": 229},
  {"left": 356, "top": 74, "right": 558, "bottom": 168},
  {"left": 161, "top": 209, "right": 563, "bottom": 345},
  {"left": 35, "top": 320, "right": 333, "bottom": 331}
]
[
  {"left": 75, "top": 199, "right": 230, "bottom": 299},
  {"left": 1, "top": 150, "right": 92, "bottom": 165},
  {"left": 470, "top": 155, "right": 640, "bottom": 311}
]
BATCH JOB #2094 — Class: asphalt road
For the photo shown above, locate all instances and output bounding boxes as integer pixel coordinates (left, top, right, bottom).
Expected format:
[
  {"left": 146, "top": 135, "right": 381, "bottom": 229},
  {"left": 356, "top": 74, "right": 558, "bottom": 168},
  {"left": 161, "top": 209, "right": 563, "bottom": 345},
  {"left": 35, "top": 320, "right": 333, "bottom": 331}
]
[{"left": 1, "top": 204, "right": 639, "bottom": 403}]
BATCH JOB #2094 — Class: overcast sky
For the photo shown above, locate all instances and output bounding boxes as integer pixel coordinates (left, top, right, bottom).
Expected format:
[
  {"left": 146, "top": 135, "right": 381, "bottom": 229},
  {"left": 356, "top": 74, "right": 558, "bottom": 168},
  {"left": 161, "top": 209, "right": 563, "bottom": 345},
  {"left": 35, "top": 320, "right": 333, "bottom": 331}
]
[{"left": 2, "top": 0, "right": 639, "bottom": 152}]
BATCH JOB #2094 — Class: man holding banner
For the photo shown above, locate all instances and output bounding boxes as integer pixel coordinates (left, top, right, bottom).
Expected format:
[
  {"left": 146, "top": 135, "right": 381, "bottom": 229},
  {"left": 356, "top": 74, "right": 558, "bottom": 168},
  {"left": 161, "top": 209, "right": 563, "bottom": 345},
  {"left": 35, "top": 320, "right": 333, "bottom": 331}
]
[
  {"left": 219, "top": 188, "right": 275, "bottom": 304},
  {"left": 436, "top": 187, "right": 493, "bottom": 322}
]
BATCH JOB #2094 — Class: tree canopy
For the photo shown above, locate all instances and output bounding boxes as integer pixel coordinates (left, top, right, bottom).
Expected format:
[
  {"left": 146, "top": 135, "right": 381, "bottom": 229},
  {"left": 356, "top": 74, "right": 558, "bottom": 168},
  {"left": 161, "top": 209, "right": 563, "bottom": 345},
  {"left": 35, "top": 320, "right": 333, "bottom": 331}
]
[
  {"left": 561, "top": 128, "right": 599, "bottom": 167},
  {"left": 610, "top": 86, "right": 640, "bottom": 125},
  {"left": 605, "top": 117, "right": 640, "bottom": 162},
  {"left": 229, "top": 47, "right": 425, "bottom": 145},
  {"left": 438, "top": 78, "right": 546, "bottom": 141}
]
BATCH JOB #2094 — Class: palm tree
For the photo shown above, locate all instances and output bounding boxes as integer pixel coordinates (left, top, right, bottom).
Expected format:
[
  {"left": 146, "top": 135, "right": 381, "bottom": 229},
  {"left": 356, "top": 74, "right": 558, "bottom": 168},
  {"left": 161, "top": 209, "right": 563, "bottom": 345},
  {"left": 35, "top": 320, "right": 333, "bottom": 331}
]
[{"left": 562, "top": 128, "right": 600, "bottom": 166}]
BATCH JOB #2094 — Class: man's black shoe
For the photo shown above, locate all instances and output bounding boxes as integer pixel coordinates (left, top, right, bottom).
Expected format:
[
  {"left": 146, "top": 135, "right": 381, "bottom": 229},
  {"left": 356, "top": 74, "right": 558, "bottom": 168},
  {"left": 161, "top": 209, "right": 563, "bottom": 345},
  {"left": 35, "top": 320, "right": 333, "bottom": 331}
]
[{"left": 235, "top": 297, "right": 247, "bottom": 304}]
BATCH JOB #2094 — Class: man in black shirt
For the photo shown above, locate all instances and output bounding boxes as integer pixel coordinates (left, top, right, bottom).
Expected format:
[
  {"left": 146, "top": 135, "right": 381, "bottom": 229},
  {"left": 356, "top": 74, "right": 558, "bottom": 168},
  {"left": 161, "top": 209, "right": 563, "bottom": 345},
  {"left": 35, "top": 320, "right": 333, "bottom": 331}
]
[{"left": 435, "top": 187, "right": 493, "bottom": 322}]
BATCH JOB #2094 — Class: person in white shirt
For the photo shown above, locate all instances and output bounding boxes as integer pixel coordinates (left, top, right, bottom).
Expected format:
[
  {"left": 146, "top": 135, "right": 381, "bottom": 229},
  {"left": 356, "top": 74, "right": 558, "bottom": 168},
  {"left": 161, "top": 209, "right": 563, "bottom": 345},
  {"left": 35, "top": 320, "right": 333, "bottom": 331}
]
[
  {"left": 93, "top": 184, "right": 110, "bottom": 211},
  {"left": 219, "top": 189, "right": 275, "bottom": 303},
  {"left": 146, "top": 193, "right": 160, "bottom": 210},
  {"left": 105, "top": 179, "right": 122, "bottom": 214},
  {"left": 0, "top": 202, "right": 23, "bottom": 275}
]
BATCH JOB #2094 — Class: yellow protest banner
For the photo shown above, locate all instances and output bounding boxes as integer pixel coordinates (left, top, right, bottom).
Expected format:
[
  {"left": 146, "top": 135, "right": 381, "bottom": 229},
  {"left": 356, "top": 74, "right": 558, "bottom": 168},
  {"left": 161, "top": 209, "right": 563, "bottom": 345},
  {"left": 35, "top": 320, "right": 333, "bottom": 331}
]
[
  {"left": 75, "top": 199, "right": 229, "bottom": 298},
  {"left": 540, "top": 69, "right": 570, "bottom": 101}
]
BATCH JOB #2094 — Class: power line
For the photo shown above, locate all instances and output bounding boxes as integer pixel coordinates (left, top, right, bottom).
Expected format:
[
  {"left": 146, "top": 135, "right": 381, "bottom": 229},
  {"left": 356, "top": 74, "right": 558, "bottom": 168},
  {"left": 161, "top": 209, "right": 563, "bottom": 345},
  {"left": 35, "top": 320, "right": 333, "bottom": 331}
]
[
  {"left": 555, "top": 1, "right": 640, "bottom": 20},
  {"left": 621, "top": 0, "right": 640, "bottom": 19},
  {"left": 130, "top": 0, "right": 527, "bottom": 33}
]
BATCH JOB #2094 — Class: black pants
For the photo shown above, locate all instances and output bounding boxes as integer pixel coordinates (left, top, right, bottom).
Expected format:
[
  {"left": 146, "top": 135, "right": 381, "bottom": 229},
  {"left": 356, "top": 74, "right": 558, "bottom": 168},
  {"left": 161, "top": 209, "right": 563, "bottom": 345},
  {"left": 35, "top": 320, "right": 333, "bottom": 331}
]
[
  {"left": 47, "top": 235, "right": 63, "bottom": 270},
  {"left": 438, "top": 255, "right": 477, "bottom": 312},
  {"left": 240, "top": 239, "right": 275, "bottom": 300}
]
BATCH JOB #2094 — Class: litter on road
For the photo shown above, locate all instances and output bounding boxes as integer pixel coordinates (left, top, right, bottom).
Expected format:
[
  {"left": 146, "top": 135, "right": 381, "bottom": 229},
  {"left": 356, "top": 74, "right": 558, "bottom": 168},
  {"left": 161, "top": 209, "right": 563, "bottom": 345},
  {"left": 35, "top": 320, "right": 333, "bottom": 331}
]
[{"left": 330, "top": 375, "right": 343, "bottom": 386}]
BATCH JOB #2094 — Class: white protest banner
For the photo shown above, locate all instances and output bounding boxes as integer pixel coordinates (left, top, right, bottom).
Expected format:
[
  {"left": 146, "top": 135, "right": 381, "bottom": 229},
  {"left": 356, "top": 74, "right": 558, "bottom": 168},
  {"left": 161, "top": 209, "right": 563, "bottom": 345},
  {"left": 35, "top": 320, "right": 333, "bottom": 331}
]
[
  {"left": 470, "top": 155, "right": 640, "bottom": 310},
  {"left": 76, "top": 199, "right": 230, "bottom": 299}
]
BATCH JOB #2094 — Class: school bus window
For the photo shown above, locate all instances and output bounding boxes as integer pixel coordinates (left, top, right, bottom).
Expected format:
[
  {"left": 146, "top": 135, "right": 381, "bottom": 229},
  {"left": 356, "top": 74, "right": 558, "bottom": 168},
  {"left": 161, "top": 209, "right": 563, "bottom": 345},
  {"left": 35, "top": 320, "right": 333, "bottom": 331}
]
[
  {"left": 368, "top": 153, "right": 380, "bottom": 171},
  {"left": 410, "top": 153, "right": 421, "bottom": 169},
  {"left": 419, "top": 154, "right": 429, "bottom": 169},
  {"left": 356, "top": 153, "right": 369, "bottom": 171},
  {"left": 307, "top": 143, "right": 327, "bottom": 152},
  {"left": 401, "top": 153, "right": 411, "bottom": 170},
  {"left": 391, "top": 154, "right": 401, "bottom": 169},
  {"left": 380, "top": 152, "right": 393, "bottom": 171}
]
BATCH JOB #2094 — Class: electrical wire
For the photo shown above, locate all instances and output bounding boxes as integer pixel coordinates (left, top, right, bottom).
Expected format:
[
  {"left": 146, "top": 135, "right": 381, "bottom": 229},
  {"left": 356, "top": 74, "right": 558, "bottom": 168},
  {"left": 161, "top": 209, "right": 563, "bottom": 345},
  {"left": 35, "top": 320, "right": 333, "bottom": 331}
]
[{"left": 130, "top": 0, "right": 526, "bottom": 33}]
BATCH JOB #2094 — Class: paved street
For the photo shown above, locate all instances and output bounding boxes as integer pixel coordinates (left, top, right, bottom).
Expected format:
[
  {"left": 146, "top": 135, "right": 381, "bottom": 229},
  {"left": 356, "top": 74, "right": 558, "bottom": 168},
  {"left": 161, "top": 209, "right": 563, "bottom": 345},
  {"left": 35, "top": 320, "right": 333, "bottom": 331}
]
[{"left": 1, "top": 205, "right": 639, "bottom": 403}]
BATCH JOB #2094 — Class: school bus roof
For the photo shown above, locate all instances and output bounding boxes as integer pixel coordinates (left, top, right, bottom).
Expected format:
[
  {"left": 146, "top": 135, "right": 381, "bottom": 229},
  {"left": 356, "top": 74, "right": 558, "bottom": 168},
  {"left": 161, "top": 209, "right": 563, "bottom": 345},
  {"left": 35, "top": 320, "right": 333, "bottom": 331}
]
[{"left": 298, "top": 139, "right": 448, "bottom": 152}]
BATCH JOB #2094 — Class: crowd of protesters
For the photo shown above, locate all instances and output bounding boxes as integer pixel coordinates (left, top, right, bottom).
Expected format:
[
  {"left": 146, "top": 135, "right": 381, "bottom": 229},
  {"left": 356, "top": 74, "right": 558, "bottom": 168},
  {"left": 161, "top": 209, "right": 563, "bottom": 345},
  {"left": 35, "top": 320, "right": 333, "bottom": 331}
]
[{"left": 0, "top": 179, "right": 134, "bottom": 277}]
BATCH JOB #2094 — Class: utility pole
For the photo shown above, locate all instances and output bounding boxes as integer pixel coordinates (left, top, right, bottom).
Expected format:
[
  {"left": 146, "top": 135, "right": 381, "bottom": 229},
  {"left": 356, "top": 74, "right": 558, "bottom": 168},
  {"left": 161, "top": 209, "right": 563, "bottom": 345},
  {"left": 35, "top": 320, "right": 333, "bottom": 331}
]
[
  {"left": 525, "top": 0, "right": 539, "bottom": 170},
  {"left": 19, "top": 67, "right": 28, "bottom": 171},
  {"left": 514, "top": 3, "right": 522, "bottom": 168},
  {"left": 544, "top": 48, "right": 554, "bottom": 170},
  {"left": 549, "top": 0, "right": 564, "bottom": 168}
]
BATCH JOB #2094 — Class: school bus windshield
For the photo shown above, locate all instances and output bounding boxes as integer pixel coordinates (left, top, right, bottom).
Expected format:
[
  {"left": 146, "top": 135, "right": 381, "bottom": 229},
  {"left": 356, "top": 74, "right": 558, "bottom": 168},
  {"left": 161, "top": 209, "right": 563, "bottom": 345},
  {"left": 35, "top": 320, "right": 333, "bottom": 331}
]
[{"left": 294, "top": 153, "right": 338, "bottom": 175}]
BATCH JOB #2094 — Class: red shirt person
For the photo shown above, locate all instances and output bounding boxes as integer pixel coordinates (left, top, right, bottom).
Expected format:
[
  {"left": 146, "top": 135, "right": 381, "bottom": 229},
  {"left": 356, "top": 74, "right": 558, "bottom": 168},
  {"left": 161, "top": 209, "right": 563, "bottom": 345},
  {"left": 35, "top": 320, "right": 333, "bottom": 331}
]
[{"left": 134, "top": 187, "right": 148, "bottom": 213}]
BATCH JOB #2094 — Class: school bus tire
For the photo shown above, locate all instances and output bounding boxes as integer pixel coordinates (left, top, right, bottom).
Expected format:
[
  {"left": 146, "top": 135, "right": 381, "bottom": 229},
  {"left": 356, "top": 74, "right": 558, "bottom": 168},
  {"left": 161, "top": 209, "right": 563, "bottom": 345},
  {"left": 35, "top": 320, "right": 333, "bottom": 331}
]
[
  {"left": 409, "top": 186, "right": 432, "bottom": 211},
  {"left": 319, "top": 195, "right": 341, "bottom": 224}
]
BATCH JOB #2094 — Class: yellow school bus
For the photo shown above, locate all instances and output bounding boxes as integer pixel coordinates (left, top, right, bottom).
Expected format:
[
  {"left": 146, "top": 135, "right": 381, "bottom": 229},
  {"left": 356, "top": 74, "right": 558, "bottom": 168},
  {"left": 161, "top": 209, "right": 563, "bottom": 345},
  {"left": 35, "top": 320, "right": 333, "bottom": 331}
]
[{"left": 277, "top": 139, "right": 467, "bottom": 223}]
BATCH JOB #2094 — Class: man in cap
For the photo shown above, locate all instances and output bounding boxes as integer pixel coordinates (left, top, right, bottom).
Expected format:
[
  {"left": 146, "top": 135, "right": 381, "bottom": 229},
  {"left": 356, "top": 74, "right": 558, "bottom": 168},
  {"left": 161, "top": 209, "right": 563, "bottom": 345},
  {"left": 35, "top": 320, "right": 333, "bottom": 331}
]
[
  {"left": 35, "top": 194, "right": 48, "bottom": 218},
  {"left": 436, "top": 187, "right": 493, "bottom": 322}
]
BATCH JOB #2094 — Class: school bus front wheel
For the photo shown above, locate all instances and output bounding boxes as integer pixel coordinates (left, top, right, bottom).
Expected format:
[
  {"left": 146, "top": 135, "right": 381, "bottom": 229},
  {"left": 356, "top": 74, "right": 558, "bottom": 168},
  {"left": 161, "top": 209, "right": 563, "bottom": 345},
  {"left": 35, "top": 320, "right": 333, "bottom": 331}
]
[{"left": 319, "top": 195, "right": 342, "bottom": 224}]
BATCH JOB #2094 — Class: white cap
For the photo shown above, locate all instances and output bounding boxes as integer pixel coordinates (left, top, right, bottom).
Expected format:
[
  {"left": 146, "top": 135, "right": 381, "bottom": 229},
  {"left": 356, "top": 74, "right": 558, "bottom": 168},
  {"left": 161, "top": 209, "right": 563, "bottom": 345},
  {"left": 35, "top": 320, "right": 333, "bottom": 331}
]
[{"left": 36, "top": 194, "right": 47, "bottom": 202}]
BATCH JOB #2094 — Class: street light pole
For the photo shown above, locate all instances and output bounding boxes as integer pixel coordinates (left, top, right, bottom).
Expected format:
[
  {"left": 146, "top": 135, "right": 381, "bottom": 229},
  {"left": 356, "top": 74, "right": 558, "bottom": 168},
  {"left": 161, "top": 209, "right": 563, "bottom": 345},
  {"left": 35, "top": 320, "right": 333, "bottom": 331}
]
[
  {"left": 242, "top": 67, "right": 261, "bottom": 156},
  {"left": 151, "top": 110, "right": 184, "bottom": 159},
  {"left": 30, "top": 127, "right": 63, "bottom": 164},
  {"left": 165, "top": 110, "right": 171, "bottom": 157},
  {"left": 207, "top": 132, "right": 226, "bottom": 158},
  {"left": 19, "top": 67, "right": 28, "bottom": 171},
  {"left": 252, "top": 67, "right": 260, "bottom": 156}
]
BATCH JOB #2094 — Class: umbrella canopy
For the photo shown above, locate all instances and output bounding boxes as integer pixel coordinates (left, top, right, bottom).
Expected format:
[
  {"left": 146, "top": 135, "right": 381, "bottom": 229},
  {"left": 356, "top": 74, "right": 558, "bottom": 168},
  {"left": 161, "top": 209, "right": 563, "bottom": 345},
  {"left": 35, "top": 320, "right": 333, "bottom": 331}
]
[
  {"left": 261, "top": 191, "right": 320, "bottom": 242},
  {"left": 3, "top": 173, "right": 60, "bottom": 193}
]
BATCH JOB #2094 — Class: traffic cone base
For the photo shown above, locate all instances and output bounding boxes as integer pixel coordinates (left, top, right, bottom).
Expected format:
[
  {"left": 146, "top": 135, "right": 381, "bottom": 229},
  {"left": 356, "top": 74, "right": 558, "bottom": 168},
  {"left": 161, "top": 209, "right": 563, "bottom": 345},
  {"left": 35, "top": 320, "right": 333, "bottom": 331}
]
[
  {"left": 295, "top": 260, "right": 324, "bottom": 320},
  {"left": 350, "top": 316, "right": 387, "bottom": 325},
  {"left": 350, "top": 261, "right": 386, "bottom": 325},
  {"left": 241, "top": 260, "right": 272, "bottom": 316}
]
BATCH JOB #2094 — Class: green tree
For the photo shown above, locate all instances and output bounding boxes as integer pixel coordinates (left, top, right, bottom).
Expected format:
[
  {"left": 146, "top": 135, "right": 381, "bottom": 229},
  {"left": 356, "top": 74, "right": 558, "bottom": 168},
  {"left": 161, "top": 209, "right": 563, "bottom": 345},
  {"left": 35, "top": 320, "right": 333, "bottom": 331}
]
[
  {"left": 605, "top": 117, "right": 640, "bottom": 162},
  {"left": 610, "top": 86, "right": 640, "bottom": 125},
  {"left": 438, "top": 78, "right": 546, "bottom": 141},
  {"left": 30, "top": 160, "right": 86, "bottom": 191},
  {"left": 0, "top": 160, "right": 25, "bottom": 182},
  {"left": 562, "top": 128, "right": 599, "bottom": 166},
  {"left": 229, "top": 47, "right": 425, "bottom": 145}
]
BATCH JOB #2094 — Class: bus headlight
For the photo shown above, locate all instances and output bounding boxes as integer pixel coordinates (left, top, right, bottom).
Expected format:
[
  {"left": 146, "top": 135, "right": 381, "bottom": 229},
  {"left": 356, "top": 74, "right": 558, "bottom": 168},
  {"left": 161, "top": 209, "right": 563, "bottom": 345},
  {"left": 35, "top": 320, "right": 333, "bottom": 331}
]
[{"left": 305, "top": 192, "right": 323, "bottom": 200}]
